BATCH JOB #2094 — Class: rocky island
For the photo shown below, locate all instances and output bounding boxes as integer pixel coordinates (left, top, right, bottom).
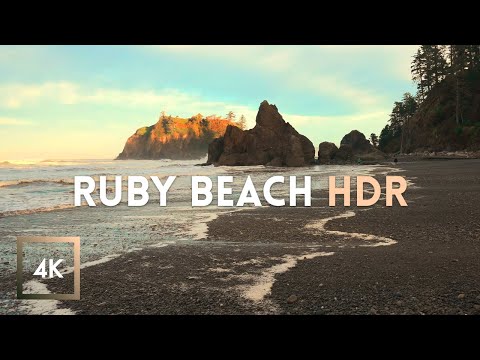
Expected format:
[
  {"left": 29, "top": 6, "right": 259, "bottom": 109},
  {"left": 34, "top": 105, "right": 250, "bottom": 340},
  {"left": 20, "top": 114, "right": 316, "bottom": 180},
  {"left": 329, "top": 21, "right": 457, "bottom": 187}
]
[
  {"left": 116, "top": 113, "right": 237, "bottom": 160},
  {"left": 207, "top": 100, "right": 315, "bottom": 167}
]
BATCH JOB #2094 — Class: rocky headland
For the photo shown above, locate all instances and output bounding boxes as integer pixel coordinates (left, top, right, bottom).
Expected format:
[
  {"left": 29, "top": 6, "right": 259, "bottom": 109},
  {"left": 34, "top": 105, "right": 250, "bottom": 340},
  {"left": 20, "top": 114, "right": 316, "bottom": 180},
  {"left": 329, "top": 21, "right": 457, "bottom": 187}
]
[{"left": 117, "top": 114, "right": 237, "bottom": 160}]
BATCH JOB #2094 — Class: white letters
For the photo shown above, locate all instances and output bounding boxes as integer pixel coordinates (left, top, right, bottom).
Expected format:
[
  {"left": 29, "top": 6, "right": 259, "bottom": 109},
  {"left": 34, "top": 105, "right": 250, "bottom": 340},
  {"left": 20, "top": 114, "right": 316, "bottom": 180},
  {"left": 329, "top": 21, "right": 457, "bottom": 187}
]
[
  {"left": 72, "top": 175, "right": 407, "bottom": 208},
  {"left": 192, "top": 176, "right": 213, "bottom": 207},
  {"left": 49, "top": 259, "right": 64, "bottom": 278},
  {"left": 74, "top": 176, "right": 96, "bottom": 206},
  {"left": 289, "top": 176, "right": 311, "bottom": 206},
  {"left": 100, "top": 176, "right": 122, "bottom": 207},
  {"left": 33, "top": 258, "right": 64, "bottom": 279},
  {"left": 218, "top": 176, "right": 234, "bottom": 207},
  {"left": 264, "top": 176, "right": 285, "bottom": 206},
  {"left": 151, "top": 176, "right": 176, "bottom": 206},
  {"left": 237, "top": 176, "right": 262, "bottom": 206},
  {"left": 128, "top": 176, "right": 149, "bottom": 206}
]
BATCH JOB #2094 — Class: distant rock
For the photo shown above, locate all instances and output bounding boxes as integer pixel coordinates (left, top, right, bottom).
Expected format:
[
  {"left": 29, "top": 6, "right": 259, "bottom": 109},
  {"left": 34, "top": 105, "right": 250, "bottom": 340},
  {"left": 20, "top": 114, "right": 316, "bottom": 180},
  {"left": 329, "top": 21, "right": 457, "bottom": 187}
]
[
  {"left": 207, "top": 101, "right": 315, "bottom": 167},
  {"left": 337, "top": 130, "right": 385, "bottom": 163},
  {"left": 318, "top": 142, "right": 338, "bottom": 164},
  {"left": 341, "top": 130, "right": 375, "bottom": 153},
  {"left": 206, "top": 137, "right": 224, "bottom": 165},
  {"left": 335, "top": 144, "right": 354, "bottom": 162},
  {"left": 117, "top": 113, "right": 236, "bottom": 160},
  {"left": 317, "top": 130, "right": 386, "bottom": 164}
]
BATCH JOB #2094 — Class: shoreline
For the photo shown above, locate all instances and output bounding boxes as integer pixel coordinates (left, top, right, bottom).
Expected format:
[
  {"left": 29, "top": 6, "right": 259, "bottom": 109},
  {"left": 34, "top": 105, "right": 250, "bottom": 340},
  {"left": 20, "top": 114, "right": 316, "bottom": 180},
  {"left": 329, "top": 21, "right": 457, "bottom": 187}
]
[{"left": 1, "top": 159, "right": 479, "bottom": 314}]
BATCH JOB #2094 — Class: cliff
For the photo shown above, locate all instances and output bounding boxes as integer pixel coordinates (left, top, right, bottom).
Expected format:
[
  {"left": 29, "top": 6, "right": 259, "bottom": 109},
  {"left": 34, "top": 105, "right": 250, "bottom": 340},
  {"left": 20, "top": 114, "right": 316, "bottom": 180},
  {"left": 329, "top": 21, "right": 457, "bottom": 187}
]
[
  {"left": 383, "top": 72, "right": 480, "bottom": 153},
  {"left": 207, "top": 100, "right": 315, "bottom": 166},
  {"left": 116, "top": 114, "right": 237, "bottom": 160}
]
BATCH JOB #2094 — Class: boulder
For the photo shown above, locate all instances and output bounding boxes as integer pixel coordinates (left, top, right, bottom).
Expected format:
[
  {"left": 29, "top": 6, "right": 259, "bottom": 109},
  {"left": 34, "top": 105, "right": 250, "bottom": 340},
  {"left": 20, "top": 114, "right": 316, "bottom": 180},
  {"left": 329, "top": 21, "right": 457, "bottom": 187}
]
[
  {"left": 318, "top": 142, "right": 338, "bottom": 164},
  {"left": 337, "top": 130, "right": 385, "bottom": 163},
  {"left": 207, "top": 100, "right": 315, "bottom": 167},
  {"left": 206, "top": 137, "right": 224, "bottom": 164},
  {"left": 335, "top": 144, "right": 354, "bottom": 162},
  {"left": 340, "top": 130, "right": 375, "bottom": 153}
]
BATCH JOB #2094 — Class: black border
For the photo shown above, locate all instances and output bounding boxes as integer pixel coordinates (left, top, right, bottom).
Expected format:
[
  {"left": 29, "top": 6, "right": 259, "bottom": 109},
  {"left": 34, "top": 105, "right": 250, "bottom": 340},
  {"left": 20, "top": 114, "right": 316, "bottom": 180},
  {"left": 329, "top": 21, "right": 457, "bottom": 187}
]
[{"left": 1, "top": 7, "right": 478, "bottom": 44}]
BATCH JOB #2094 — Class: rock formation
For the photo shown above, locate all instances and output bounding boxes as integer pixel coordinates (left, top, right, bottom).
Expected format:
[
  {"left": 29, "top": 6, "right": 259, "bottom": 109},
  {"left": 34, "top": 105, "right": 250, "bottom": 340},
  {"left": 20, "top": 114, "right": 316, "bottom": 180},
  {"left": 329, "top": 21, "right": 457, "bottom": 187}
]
[
  {"left": 317, "top": 142, "right": 338, "bottom": 164},
  {"left": 340, "top": 130, "right": 373, "bottom": 153},
  {"left": 117, "top": 114, "right": 236, "bottom": 160},
  {"left": 207, "top": 101, "right": 315, "bottom": 167},
  {"left": 318, "top": 130, "right": 385, "bottom": 164},
  {"left": 337, "top": 130, "right": 385, "bottom": 163}
]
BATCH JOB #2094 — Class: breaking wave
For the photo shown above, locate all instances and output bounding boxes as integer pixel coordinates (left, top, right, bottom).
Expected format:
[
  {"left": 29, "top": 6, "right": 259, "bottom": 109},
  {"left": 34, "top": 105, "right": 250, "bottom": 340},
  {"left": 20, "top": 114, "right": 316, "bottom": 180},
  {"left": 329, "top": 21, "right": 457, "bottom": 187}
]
[
  {"left": 0, "top": 203, "right": 77, "bottom": 218},
  {"left": 0, "top": 179, "right": 74, "bottom": 188}
]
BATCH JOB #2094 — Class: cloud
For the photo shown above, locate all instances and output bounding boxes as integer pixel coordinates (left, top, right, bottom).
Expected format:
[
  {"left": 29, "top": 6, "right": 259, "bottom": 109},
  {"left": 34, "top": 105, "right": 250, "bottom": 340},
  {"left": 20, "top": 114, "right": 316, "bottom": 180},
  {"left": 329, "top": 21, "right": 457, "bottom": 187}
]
[
  {"left": 147, "top": 45, "right": 418, "bottom": 109},
  {"left": 0, "top": 80, "right": 391, "bottom": 132},
  {"left": 0, "top": 117, "right": 32, "bottom": 126},
  {"left": 286, "top": 110, "right": 389, "bottom": 126},
  {"left": 0, "top": 82, "right": 261, "bottom": 128},
  {"left": 0, "top": 82, "right": 78, "bottom": 108}
]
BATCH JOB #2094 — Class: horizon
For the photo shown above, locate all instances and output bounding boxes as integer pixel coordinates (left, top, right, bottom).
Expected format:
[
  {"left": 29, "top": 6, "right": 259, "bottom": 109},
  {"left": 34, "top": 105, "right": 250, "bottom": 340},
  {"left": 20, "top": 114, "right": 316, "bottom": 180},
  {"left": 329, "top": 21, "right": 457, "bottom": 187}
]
[{"left": 0, "top": 45, "right": 417, "bottom": 160}]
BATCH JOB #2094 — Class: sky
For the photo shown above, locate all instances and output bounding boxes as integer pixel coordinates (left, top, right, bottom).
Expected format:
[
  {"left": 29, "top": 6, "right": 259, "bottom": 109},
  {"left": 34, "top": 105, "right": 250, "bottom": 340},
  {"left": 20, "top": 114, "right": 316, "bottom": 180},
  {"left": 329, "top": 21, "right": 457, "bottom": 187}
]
[{"left": 0, "top": 45, "right": 417, "bottom": 160}]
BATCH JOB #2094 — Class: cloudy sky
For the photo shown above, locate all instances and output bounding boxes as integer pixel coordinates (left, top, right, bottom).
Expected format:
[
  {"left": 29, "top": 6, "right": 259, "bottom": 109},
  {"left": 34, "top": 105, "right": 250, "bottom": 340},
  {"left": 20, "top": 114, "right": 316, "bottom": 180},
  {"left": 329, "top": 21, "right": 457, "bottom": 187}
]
[{"left": 0, "top": 45, "right": 417, "bottom": 160}]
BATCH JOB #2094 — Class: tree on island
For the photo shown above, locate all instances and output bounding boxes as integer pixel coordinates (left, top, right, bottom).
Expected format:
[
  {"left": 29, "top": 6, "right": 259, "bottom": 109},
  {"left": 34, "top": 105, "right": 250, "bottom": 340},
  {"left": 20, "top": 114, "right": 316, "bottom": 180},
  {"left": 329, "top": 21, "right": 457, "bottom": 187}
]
[
  {"left": 200, "top": 118, "right": 209, "bottom": 128},
  {"left": 226, "top": 111, "right": 236, "bottom": 122},
  {"left": 369, "top": 133, "right": 378, "bottom": 148},
  {"left": 237, "top": 114, "right": 247, "bottom": 130},
  {"left": 162, "top": 116, "right": 174, "bottom": 134}
]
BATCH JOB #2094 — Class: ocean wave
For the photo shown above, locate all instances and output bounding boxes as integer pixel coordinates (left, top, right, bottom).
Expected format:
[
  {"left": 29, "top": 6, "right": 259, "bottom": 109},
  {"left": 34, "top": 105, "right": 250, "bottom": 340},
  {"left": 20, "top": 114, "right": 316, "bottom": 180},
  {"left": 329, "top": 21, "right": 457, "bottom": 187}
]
[
  {"left": 0, "top": 203, "right": 77, "bottom": 218},
  {"left": 0, "top": 179, "right": 74, "bottom": 188}
]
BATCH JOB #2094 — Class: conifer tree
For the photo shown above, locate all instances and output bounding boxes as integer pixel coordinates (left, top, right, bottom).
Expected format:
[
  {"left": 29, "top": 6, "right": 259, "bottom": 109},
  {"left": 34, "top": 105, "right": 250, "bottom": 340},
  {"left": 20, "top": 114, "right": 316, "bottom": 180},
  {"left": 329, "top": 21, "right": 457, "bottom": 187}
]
[
  {"left": 226, "top": 111, "right": 235, "bottom": 121},
  {"left": 237, "top": 114, "right": 247, "bottom": 130}
]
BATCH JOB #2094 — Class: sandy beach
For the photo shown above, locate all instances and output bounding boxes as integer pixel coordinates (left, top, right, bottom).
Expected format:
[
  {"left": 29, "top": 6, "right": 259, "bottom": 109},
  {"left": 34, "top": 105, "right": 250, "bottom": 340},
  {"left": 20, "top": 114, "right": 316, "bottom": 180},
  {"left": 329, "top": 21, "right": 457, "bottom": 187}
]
[{"left": 0, "top": 159, "right": 479, "bottom": 315}]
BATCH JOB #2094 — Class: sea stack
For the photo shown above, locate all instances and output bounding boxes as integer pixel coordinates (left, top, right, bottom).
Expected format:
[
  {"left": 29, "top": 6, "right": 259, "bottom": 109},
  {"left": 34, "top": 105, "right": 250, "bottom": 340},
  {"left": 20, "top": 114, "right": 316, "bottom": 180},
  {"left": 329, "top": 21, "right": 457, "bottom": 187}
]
[
  {"left": 337, "top": 130, "right": 385, "bottom": 163},
  {"left": 318, "top": 130, "right": 386, "bottom": 164},
  {"left": 207, "top": 100, "right": 315, "bottom": 166},
  {"left": 317, "top": 142, "right": 339, "bottom": 164}
]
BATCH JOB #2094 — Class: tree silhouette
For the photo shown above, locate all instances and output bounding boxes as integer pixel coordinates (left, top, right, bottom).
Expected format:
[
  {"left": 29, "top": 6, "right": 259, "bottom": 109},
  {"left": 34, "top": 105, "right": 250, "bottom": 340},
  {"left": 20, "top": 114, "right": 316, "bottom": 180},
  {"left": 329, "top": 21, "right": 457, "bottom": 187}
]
[
  {"left": 226, "top": 111, "right": 235, "bottom": 121},
  {"left": 237, "top": 114, "right": 247, "bottom": 130}
]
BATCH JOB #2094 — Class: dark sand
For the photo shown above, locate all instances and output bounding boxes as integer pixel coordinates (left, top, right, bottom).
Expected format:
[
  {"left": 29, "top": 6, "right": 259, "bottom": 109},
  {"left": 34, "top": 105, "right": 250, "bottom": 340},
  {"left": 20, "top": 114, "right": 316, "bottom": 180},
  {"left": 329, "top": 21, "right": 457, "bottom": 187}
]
[{"left": 5, "top": 159, "right": 480, "bottom": 314}]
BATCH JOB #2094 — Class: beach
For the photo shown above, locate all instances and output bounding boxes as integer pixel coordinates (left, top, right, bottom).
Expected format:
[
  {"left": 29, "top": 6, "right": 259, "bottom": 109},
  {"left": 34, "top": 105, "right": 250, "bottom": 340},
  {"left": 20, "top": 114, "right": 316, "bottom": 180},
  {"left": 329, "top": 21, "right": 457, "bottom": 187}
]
[{"left": 1, "top": 159, "right": 480, "bottom": 315}]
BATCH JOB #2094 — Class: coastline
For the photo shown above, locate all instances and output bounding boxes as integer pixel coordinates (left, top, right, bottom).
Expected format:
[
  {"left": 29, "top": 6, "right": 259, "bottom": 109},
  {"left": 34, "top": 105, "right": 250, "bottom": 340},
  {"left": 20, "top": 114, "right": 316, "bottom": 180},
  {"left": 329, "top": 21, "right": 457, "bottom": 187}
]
[{"left": 2, "top": 159, "right": 479, "bottom": 314}]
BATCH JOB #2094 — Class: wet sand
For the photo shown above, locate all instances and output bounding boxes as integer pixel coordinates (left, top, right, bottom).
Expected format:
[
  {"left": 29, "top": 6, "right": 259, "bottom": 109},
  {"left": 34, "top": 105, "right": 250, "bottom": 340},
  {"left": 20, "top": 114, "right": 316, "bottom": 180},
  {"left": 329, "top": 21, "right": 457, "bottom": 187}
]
[{"left": 2, "top": 159, "right": 480, "bottom": 314}]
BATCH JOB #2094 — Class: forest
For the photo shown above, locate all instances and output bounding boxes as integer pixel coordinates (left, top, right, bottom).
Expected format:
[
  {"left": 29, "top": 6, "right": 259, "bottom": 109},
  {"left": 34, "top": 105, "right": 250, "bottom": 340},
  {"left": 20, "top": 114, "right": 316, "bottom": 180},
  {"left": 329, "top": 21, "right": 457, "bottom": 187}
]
[{"left": 377, "top": 45, "right": 480, "bottom": 153}]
